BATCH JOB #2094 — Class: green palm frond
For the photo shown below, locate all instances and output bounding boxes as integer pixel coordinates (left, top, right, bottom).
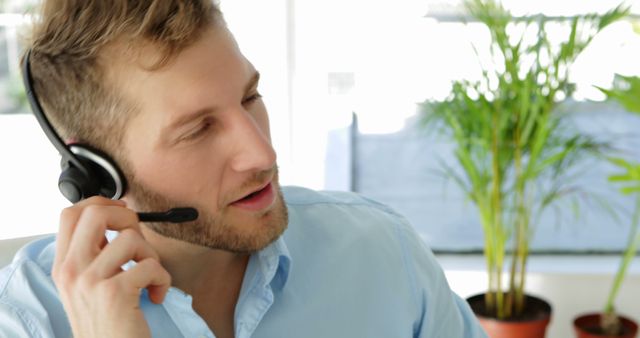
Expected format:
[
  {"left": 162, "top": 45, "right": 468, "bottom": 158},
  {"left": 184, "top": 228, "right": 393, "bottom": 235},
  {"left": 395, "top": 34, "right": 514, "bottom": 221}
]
[
  {"left": 596, "top": 75, "right": 640, "bottom": 114},
  {"left": 608, "top": 157, "right": 640, "bottom": 195}
]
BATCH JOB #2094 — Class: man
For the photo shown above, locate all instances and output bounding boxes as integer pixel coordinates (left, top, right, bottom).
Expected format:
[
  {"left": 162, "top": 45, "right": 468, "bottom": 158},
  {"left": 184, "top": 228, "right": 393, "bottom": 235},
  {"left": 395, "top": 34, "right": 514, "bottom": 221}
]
[{"left": 0, "top": 1, "right": 487, "bottom": 337}]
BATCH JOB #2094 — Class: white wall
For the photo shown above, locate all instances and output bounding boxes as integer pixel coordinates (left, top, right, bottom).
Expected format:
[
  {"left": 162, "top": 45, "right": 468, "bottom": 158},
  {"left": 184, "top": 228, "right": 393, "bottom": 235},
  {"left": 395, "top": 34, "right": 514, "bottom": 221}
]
[{"left": 0, "top": 115, "right": 69, "bottom": 240}]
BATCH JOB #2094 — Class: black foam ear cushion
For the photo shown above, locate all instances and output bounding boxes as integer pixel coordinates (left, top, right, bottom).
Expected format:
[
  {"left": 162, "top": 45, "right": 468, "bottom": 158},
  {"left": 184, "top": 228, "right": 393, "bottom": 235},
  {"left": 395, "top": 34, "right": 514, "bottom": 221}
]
[
  {"left": 64, "top": 145, "right": 128, "bottom": 201},
  {"left": 58, "top": 164, "right": 99, "bottom": 203}
]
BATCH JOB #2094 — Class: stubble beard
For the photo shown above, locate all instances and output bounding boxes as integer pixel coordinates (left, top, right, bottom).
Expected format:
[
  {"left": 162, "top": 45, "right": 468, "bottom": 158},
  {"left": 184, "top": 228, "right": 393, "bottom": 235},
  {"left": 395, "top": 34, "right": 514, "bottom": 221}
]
[{"left": 126, "top": 167, "right": 289, "bottom": 254}]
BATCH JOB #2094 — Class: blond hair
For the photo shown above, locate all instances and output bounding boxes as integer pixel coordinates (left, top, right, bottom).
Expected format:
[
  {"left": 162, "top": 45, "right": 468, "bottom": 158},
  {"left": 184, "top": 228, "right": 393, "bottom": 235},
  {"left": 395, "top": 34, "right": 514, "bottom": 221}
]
[{"left": 25, "top": 0, "right": 221, "bottom": 153}]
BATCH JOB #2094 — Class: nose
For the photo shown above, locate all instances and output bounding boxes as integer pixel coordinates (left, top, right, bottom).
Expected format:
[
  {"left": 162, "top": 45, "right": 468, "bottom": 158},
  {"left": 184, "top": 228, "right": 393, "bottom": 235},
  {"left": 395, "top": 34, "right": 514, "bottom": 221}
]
[{"left": 227, "top": 109, "right": 277, "bottom": 173}]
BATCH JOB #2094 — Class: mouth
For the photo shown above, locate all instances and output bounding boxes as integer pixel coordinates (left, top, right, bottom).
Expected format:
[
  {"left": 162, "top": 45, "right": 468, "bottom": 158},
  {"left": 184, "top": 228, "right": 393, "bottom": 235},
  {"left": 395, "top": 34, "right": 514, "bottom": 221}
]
[{"left": 230, "top": 180, "right": 276, "bottom": 211}]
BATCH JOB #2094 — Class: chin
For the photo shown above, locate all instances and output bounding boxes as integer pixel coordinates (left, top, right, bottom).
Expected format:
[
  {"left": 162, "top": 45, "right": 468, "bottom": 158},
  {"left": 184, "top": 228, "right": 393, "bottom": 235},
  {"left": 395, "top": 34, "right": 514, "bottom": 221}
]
[
  {"left": 226, "top": 193, "right": 289, "bottom": 253},
  {"left": 155, "top": 186, "right": 288, "bottom": 254}
]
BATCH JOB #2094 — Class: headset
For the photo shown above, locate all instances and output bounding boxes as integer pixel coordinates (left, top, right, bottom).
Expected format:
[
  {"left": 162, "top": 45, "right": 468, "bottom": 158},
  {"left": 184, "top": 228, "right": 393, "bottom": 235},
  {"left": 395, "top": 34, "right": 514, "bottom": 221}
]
[
  {"left": 22, "top": 50, "right": 126, "bottom": 203},
  {"left": 21, "top": 50, "right": 197, "bottom": 223}
]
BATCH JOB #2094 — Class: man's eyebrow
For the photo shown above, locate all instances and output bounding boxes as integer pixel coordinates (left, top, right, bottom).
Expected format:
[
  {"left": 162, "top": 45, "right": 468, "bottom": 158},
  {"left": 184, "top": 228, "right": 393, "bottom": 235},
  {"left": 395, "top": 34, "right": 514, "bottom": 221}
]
[
  {"left": 166, "top": 108, "right": 215, "bottom": 132},
  {"left": 165, "top": 71, "right": 261, "bottom": 132}
]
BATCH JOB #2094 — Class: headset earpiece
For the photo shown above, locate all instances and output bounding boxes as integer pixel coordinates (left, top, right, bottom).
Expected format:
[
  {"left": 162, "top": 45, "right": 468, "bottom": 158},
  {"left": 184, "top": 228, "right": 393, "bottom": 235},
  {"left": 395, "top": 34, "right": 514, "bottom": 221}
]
[
  {"left": 58, "top": 144, "right": 127, "bottom": 202},
  {"left": 58, "top": 162, "right": 98, "bottom": 203}
]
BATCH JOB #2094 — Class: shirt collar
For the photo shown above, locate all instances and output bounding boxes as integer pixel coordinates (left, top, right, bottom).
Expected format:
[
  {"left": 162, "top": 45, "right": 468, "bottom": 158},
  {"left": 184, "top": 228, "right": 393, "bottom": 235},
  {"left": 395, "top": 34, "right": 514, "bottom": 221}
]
[
  {"left": 105, "top": 230, "right": 292, "bottom": 290},
  {"left": 256, "top": 235, "right": 291, "bottom": 291}
]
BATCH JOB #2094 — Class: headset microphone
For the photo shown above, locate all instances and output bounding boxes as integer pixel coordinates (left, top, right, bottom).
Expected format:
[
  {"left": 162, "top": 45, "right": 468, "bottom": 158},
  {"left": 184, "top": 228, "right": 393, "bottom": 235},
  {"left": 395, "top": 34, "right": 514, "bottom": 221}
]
[
  {"left": 22, "top": 50, "right": 198, "bottom": 224},
  {"left": 138, "top": 208, "right": 199, "bottom": 223}
]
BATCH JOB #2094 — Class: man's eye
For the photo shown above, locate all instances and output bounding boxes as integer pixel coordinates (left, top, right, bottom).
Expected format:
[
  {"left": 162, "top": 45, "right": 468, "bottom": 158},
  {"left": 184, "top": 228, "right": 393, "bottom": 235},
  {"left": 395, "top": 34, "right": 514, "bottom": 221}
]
[
  {"left": 181, "top": 121, "right": 211, "bottom": 142},
  {"left": 242, "top": 92, "right": 262, "bottom": 105}
]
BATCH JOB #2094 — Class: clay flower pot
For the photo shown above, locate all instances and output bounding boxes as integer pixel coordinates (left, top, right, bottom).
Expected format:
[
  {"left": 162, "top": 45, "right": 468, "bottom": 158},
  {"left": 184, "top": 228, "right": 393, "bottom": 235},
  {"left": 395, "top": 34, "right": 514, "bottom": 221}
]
[
  {"left": 574, "top": 313, "right": 638, "bottom": 338},
  {"left": 467, "top": 293, "right": 552, "bottom": 338}
]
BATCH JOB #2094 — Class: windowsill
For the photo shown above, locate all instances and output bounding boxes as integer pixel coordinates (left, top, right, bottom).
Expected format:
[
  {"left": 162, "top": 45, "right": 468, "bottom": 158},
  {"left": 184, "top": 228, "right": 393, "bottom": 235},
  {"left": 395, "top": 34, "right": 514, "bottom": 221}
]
[{"left": 436, "top": 253, "right": 640, "bottom": 276}]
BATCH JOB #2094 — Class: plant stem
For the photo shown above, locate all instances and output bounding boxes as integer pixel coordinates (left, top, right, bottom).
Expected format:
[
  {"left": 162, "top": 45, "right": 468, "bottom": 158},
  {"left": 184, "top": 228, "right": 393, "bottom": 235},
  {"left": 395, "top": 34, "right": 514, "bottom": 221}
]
[
  {"left": 495, "top": 234, "right": 505, "bottom": 318},
  {"left": 514, "top": 122, "right": 528, "bottom": 316},
  {"left": 516, "top": 220, "right": 528, "bottom": 315},
  {"left": 482, "top": 208, "right": 497, "bottom": 314},
  {"left": 604, "top": 194, "right": 640, "bottom": 314},
  {"left": 490, "top": 106, "right": 506, "bottom": 319},
  {"left": 507, "top": 130, "right": 519, "bottom": 318}
]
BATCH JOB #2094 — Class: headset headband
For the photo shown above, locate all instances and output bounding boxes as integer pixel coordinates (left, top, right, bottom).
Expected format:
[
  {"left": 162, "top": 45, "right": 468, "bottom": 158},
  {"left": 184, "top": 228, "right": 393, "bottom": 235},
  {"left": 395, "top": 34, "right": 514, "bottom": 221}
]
[
  {"left": 22, "top": 50, "right": 126, "bottom": 202},
  {"left": 22, "top": 50, "right": 92, "bottom": 177}
]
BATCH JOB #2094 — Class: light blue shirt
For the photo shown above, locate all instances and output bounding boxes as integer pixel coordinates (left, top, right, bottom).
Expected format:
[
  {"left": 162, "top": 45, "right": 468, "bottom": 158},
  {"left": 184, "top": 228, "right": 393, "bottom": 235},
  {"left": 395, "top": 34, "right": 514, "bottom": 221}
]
[{"left": 0, "top": 186, "right": 487, "bottom": 337}]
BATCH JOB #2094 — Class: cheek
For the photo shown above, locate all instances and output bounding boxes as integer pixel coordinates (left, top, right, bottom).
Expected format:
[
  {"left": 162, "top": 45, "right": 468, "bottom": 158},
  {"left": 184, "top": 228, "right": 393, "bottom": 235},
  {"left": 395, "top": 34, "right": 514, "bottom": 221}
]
[{"left": 133, "top": 150, "right": 223, "bottom": 201}]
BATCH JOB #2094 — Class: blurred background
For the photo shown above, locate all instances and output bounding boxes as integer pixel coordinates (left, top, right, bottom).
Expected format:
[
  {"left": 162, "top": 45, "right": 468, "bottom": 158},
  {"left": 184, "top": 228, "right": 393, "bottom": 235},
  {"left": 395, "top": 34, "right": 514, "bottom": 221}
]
[
  {"left": 1, "top": 1, "right": 639, "bottom": 336},
  {"left": 1, "top": 0, "right": 638, "bottom": 251}
]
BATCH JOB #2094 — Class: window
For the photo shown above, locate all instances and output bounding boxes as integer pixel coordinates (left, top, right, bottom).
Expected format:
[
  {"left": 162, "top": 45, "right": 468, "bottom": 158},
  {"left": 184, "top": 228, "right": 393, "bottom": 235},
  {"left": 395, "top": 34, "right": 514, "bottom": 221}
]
[
  {"left": 0, "top": 4, "right": 62, "bottom": 240},
  {"left": 291, "top": 0, "right": 640, "bottom": 252},
  {"left": 1, "top": 0, "right": 639, "bottom": 254}
]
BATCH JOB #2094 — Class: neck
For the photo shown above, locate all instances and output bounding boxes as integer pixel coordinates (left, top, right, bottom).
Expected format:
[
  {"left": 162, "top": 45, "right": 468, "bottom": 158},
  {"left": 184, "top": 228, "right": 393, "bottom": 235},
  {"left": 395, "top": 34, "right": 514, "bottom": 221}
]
[
  {"left": 140, "top": 226, "right": 248, "bottom": 338},
  {"left": 140, "top": 225, "right": 249, "bottom": 298}
]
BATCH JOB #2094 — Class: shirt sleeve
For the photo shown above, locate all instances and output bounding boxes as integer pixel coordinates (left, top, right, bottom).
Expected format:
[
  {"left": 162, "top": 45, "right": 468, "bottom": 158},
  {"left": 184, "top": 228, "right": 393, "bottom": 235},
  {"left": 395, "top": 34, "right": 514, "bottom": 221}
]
[
  {"left": 392, "top": 215, "right": 488, "bottom": 338},
  {"left": 0, "top": 259, "right": 66, "bottom": 338},
  {"left": 0, "top": 298, "right": 50, "bottom": 338}
]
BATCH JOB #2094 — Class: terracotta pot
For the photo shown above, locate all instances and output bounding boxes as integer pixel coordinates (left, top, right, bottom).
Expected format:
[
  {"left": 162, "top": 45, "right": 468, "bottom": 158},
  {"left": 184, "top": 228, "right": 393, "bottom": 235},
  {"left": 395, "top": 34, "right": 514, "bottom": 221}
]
[
  {"left": 467, "top": 293, "right": 552, "bottom": 338},
  {"left": 574, "top": 313, "right": 638, "bottom": 338}
]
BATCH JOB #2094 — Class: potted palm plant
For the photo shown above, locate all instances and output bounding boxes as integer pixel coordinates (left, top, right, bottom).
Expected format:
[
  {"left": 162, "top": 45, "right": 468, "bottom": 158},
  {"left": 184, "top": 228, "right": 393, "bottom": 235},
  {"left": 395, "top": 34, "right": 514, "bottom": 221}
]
[
  {"left": 573, "top": 75, "right": 640, "bottom": 338},
  {"left": 420, "top": 1, "right": 629, "bottom": 337}
]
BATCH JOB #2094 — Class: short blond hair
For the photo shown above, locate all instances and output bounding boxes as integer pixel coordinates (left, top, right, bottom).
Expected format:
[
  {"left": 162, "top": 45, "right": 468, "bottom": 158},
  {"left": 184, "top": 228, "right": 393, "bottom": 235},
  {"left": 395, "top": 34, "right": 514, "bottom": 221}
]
[{"left": 25, "top": 0, "right": 221, "bottom": 153}]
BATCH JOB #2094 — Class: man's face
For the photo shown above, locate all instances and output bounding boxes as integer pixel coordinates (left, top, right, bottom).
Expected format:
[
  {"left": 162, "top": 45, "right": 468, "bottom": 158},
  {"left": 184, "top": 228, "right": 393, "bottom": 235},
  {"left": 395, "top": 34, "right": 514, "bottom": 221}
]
[{"left": 116, "top": 25, "right": 288, "bottom": 254}]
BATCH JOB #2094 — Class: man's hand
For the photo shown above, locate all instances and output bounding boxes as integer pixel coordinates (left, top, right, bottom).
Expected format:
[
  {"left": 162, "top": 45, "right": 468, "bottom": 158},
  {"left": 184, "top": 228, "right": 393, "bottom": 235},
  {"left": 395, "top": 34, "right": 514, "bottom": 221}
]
[{"left": 52, "top": 197, "right": 171, "bottom": 338}]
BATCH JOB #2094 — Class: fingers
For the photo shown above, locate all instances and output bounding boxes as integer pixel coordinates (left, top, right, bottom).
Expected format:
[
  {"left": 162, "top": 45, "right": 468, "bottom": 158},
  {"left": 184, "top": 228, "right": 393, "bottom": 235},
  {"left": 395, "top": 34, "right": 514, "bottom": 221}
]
[
  {"left": 55, "top": 197, "right": 126, "bottom": 267},
  {"left": 51, "top": 197, "right": 169, "bottom": 337},
  {"left": 88, "top": 229, "right": 160, "bottom": 279},
  {"left": 115, "top": 258, "right": 172, "bottom": 304},
  {"left": 65, "top": 204, "right": 140, "bottom": 268}
]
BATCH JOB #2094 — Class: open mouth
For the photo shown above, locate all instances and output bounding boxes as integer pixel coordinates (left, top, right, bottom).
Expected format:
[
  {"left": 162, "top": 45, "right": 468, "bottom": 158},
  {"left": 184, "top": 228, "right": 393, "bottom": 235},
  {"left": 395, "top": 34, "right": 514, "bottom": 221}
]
[
  {"left": 231, "top": 182, "right": 275, "bottom": 211},
  {"left": 240, "top": 185, "right": 268, "bottom": 201}
]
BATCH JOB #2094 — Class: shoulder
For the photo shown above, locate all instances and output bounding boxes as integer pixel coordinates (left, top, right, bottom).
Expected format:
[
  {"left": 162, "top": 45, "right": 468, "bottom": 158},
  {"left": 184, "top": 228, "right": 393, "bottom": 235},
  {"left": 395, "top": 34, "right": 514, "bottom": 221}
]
[
  {"left": 280, "top": 188, "right": 486, "bottom": 337},
  {"left": 281, "top": 185, "right": 436, "bottom": 273},
  {"left": 281, "top": 186, "right": 457, "bottom": 292},
  {"left": 282, "top": 185, "right": 426, "bottom": 245},
  {"left": 282, "top": 185, "right": 409, "bottom": 226},
  {"left": 0, "top": 235, "right": 57, "bottom": 298},
  {"left": 0, "top": 235, "right": 64, "bottom": 337},
  {"left": 0, "top": 235, "right": 56, "bottom": 294},
  {"left": 283, "top": 185, "right": 396, "bottom": 209}
]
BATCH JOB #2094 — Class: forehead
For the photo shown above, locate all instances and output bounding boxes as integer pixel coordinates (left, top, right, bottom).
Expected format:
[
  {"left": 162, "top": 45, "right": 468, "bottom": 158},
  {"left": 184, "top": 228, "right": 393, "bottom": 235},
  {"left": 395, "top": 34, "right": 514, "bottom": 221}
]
[{"left": 108, "top": 24, "right": 253, "bottom": 129}]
